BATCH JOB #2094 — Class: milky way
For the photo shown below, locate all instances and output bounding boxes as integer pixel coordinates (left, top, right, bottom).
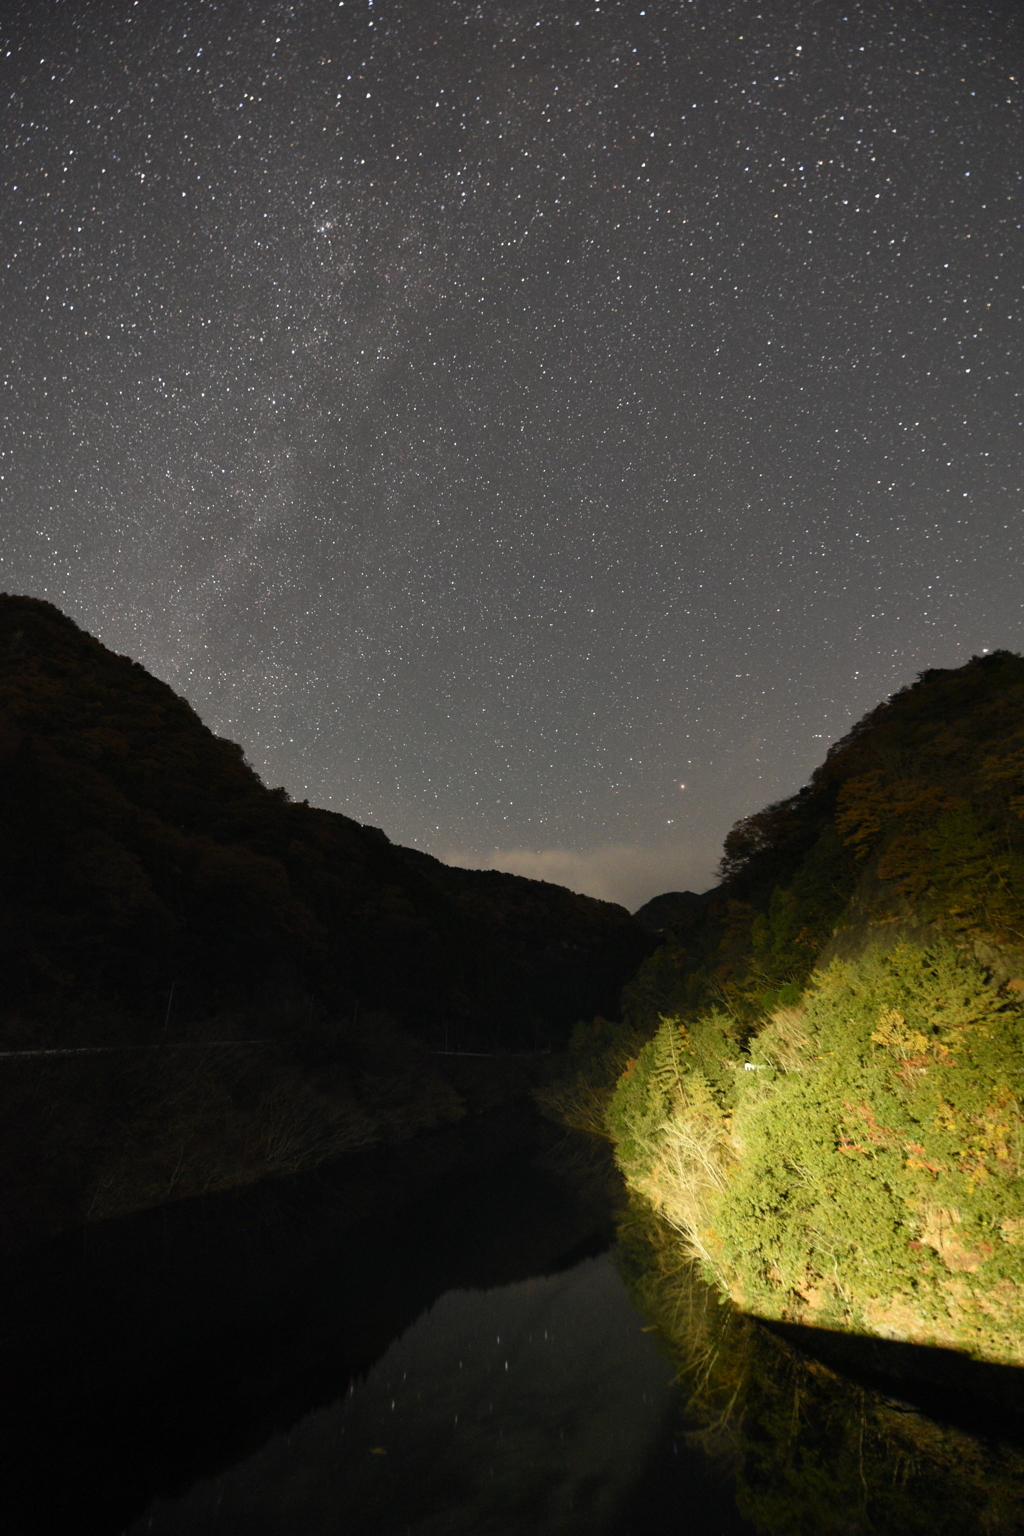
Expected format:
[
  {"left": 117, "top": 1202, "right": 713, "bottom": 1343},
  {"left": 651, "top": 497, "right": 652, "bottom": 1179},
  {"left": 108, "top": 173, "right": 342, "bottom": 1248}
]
[{"left": 2, "top": 0, "right": 1022, "bottom": 907}]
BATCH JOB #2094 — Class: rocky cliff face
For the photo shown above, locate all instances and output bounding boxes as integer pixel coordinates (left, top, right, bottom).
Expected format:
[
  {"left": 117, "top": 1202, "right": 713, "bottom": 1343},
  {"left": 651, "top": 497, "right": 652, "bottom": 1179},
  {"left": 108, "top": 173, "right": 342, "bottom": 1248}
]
[{"left": 0, "top": 595, "right": 653, "bottom": 1240}]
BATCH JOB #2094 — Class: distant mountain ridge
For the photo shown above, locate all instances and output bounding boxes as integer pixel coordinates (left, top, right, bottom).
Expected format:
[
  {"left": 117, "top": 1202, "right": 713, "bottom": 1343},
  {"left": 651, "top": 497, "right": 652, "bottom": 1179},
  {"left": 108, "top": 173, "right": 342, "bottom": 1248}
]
[{"left": 631, "top": 889, "right": 713, "bottom": 933}]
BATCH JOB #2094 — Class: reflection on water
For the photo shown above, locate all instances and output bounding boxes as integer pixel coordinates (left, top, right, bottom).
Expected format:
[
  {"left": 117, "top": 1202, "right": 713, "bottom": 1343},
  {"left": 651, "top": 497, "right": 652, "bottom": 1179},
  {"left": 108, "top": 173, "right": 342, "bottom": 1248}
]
[
  {"left": 129, "top": 1256, "right": 689, "bottom": 1535},
  {"left": 5, "top": 1114, "right": 1023, "bottom": 1534},
  {"left": 616, "top": 1203, "right": 1024, "bottom": 1536},
  {"left": 1, "top": 1114, "right": 745, "bottom": 1536}
]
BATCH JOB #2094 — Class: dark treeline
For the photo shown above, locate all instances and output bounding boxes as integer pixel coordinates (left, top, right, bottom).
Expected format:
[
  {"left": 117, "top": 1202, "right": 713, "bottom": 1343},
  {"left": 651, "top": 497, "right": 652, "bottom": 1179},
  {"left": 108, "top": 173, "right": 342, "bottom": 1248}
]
[
  {"left": 0, "top": 595, "right": 652, "bottom": 1240},
  {"left": 623, "top": 647, "right": 1024, "bottom": 1032}
]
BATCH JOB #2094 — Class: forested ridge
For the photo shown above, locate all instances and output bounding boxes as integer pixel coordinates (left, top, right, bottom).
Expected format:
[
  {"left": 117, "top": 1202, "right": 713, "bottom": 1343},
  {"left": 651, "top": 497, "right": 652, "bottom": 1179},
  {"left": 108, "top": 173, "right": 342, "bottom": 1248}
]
[
  {"left": 0, "top": 595, "right": 652, "bottom": 1242},
  {"left": 544, "top": 651, "right": 1024, "bottom": 1366}
]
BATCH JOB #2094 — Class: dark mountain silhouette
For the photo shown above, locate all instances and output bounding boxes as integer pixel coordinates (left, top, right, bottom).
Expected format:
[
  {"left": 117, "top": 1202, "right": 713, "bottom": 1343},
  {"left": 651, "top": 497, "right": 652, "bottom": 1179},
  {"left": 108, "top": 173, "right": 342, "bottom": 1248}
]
[
  {"left": 0, "top": 594, "right": 653, "bottom": 1241},
  {"left": 559, "top": 649, "right": 1024, "bottom": 1371},
  {"left": 622, "top": 648, "right": 1024, "bottom": 1029},
  {"left": 631, "top": 889, "right": 713, "bottom": 933}
]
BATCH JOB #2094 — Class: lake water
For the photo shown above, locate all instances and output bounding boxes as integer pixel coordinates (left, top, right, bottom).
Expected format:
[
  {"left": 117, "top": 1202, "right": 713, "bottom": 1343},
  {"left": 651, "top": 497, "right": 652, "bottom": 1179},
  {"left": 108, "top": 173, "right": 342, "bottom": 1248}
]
[
  {"left": 126, "top": 1252, "right": 748, "bottom": 1535},
  {"left": 3, "top": 1106, "right": 1021, "bottom": 1535}
]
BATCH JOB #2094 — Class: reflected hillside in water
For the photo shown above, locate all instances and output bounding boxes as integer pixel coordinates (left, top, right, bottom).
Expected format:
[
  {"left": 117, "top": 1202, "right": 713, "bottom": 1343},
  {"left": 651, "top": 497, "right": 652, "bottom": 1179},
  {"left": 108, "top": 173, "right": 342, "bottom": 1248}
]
[
  {"left": 1, "top": 1108, "right": 618, "bottom": 1536},
  {"left": 3, "top": 1109, "right": 746, "bottom": 1536},
  {"left": 616, "top": 1202, "right": 1024, "bottom": 1536},
  {"left": 6, "top": 1100, "right": 1023, "bottom": 1536},
  {"left": 126, "top": 1255, "right": 691, "bottom": 1536}
]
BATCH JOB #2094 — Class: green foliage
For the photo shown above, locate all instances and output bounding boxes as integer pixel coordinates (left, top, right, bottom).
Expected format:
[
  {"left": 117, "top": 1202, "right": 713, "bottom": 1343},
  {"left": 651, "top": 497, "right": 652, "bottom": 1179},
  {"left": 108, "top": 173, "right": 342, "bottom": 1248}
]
[
  {"left": 617, "top": 1202, "right": 1024, "bottom": 1536},
  {"left": 580, "top": 651, "right": 1024, "bottom": 1363},
  {"left": 619, "top": 824, "right": 858, "bottom": 1036},
  {"left": 537, "top": 653, "right": 1024, "bottom": 1364},
  {"left": 610, "top": 943, "right": 1024, "bottom": 1364},
  {"left": 713, "top": 945, "right": 1024, "bottom": 1360},
  {"left": 607, "top": 1010, "right": 739, "bottom": 1161},
  {"left": 533, "top": 1015, "right": 648, "bottom": 1137},
  {"left": 605, "top": 1011, "right": 741, "bottom": 1279}
]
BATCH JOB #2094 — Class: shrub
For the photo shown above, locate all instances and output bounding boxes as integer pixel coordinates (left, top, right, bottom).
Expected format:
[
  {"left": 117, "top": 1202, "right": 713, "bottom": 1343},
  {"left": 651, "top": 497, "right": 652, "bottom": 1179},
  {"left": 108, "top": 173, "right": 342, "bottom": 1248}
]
[
  {"left": 604, "top": 943, "right": 1024, "bottom": 1364},
  {"left": 717, "top": 944, "right": 1024, "bottom": 1361},
  {"left": 606, "top": 1011, "right": 739, "bottom": 1280}
]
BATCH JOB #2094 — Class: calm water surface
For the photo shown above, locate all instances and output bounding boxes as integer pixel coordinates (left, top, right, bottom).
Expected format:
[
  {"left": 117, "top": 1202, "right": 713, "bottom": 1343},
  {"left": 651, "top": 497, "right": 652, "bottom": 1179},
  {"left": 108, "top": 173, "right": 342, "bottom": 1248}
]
[
  {"left": 4, "top": 1107, "right": 1021, "bottom": 1535},
  {"left": 2, "top": 1111, "right": 746, "bottom": 1536},
  {"left": 128, "top": 1253, "right": 735, "bottom": 1535}
]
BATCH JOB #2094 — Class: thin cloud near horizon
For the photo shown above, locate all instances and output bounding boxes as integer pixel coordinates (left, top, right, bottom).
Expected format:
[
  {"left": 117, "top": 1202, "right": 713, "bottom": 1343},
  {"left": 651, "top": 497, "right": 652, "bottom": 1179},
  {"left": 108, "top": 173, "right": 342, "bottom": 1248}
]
[{"left": 442, "top": 844, "right": 720, "bottom": 914}]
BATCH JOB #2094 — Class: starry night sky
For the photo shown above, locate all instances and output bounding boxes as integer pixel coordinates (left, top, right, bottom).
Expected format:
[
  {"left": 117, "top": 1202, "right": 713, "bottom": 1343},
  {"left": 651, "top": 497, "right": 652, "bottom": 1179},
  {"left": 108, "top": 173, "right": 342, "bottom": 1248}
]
[{"left": 2, "top": 0, "right": 1022, "bottom": 909}]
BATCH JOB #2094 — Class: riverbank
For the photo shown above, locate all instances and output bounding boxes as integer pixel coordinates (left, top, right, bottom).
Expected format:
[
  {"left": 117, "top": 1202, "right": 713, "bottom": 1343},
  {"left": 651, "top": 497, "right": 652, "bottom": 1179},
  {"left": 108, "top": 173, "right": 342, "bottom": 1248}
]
[
  {"left": 617, "top": 1201, "right": 1024, "bottom": 1534},
  {"left": 0, "top": 1029, "right": 568, "bottom": 1252}
]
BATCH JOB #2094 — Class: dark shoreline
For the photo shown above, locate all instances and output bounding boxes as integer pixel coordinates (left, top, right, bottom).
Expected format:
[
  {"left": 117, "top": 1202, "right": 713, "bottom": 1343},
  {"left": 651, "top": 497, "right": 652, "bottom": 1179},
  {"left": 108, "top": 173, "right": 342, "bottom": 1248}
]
[
  {"left": 0, "top": 1098, "right": 614, "bottom": 1536},
  {"left": 755, "top": 1314, "right": 1024, "bottom": 1451}
]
